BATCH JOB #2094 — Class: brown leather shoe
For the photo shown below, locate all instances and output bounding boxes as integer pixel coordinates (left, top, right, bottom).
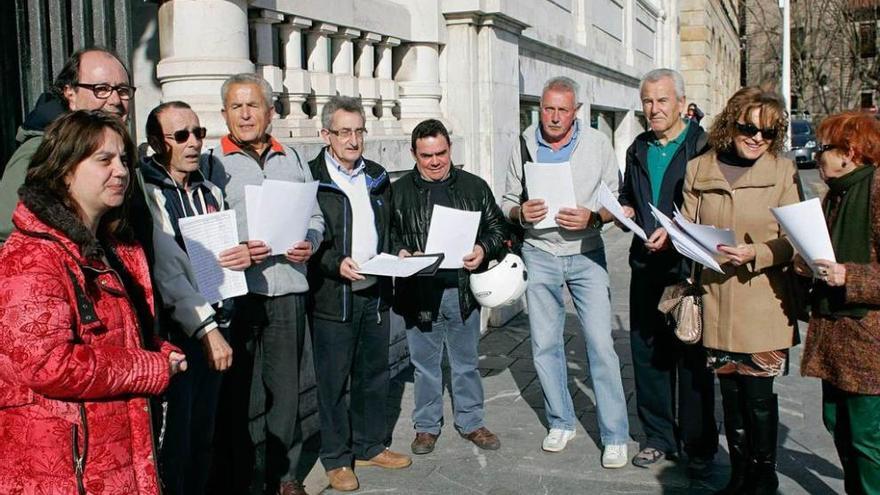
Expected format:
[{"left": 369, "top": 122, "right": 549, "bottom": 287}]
[
  {"left": 326, "top": 467, "right": 359, "bottom": 492},
  {"left": 411, "top": 432, "right": 439, "bottom": 454},
  {"left": 355, "top": 448, "right": 413, "bottom": 469},
  {"left": 461, "top": 427, "right": 500, "bottom": 450},
  {"left": 277, "top": 480, "right": 307, "bottom": 495}
]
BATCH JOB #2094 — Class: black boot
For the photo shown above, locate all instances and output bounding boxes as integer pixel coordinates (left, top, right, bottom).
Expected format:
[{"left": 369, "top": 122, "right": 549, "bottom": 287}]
[
  {"left": 714, "top": 378, "right": 750, "bottom": 495},
  {"left": 748, "top": 394, "right": 780, "bottom": 495}
]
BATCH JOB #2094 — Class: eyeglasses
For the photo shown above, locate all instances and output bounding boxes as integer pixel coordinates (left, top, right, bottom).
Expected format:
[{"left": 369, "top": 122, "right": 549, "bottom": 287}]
[
  {"left": 735, "top": 122, "right": 779, "bottom": 141},
  {"left": 74, "top": 83, "right": 136, "bottom": 101},
  {"left": 325, "top": 128, "right": 368, "bottom": 139},
  {"left": 164, "top": 127, "right": 207, "bottom": 143}
]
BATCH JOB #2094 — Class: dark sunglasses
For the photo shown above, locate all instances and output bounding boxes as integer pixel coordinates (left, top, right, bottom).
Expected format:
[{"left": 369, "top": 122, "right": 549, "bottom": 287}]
[
  {"left": 164, "top": 127, "right": 207, "bottom": 143},
  {"left": 735, "top": 122, "right": 779, "bottom": 140},
  {"left": 815, "top": 143, "right": 837, "bottom": 158}
]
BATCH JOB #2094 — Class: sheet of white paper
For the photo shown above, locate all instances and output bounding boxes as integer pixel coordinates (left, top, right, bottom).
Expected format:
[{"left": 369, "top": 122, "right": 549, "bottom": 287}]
[
  {"left": 673, "top": 210, "right": 736, "bottom": 254},
  {"left": 244, "top": 185, "right": 262, "bottom": 241},
  {"left": 596, "top": 182, "right": 647, "bottom": 241},
  {"left": 650, "top": 204, "right": 724, "bottom": 273},
  {"left": 178, "top": 210, "right": 249, "bottom": 304},
  {"left": 524, "top": 162, "right": 577, "bottom": 229},
  {"left": 254, "top": 180, "right": 319, "bottom": 254},
  {"left": 771, "top": 198, "right": 836, "bottom": 272},
  {"left": 424, "top": 205, "right": 481, "bottom": 269},
  {"left": 355, "top": 253, "right": 441, "bottom": 278}
]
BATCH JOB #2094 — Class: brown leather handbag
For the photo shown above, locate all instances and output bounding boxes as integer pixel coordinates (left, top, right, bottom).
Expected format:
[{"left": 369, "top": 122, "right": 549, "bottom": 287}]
[{"left": 658, "top": 268, "right": 703, "bottom": 344}]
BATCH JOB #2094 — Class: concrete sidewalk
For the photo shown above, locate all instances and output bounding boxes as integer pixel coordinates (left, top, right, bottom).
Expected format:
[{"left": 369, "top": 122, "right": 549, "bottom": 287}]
[{"left": 312, "top": 226, "right": 844, "bottom": 494}]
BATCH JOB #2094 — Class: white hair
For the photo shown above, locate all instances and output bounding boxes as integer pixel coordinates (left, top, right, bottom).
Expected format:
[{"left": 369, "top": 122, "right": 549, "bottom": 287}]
[{"left": 639, "top": 68, "right": 686, "bottom": 99}]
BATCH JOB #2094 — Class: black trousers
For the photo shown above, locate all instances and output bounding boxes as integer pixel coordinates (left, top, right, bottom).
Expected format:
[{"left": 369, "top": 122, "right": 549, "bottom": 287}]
[
  {"left": 312, "top": 288, "right": 391, "bottom": 471},
  {"left": 160, "top": 327, "right": 226, "bottom": 495},
  {"left": 629, "top": 268, "right": 718, "bottom": 458},
  {"left": 210, "top": 292, "right": 307, "bottom": 494}
]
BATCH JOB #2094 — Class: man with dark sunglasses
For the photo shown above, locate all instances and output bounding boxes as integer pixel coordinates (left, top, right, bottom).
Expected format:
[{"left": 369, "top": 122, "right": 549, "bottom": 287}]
[
  {"left": 141, "top": 100, "right": 251, "bottom": 494},
  {"left": 0, "top": 47, "right": 135, "bottom": 245}
]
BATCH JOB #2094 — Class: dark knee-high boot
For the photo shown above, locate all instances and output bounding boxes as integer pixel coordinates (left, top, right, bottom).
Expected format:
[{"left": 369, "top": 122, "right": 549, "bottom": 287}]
[
  {"left": 747, "top": 394, "right": 779, "bottom": 495},
  {"left": 715, "top": 378, "right": 750, "bottom": 495}
]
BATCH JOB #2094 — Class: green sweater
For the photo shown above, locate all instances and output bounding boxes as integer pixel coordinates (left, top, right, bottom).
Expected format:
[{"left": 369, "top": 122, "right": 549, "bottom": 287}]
[{"left": 0, "top": 134, "right": 43, "bottom": 244}]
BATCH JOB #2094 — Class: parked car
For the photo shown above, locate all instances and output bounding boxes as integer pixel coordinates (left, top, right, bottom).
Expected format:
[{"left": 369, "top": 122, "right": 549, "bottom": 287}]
[{"left": 791, "top": 119, "right": 817, "bottom": 169}]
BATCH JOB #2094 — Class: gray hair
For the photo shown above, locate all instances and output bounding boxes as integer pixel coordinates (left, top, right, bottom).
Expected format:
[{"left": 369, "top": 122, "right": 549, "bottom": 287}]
[
  {"left": 640, "top": 68, "right": 686, "bottom": 99},
  {"left": 321, "top": 96, "right": 366, "bottom": 129},
  {"left": 220, "top": 73, "right": 274, "bottom": 108},
  {"left": 541, "top": 76, "right": 581, "bottom": 106}
]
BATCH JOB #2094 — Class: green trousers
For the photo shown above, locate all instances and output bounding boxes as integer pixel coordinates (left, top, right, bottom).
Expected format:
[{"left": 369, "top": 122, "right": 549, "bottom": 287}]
[{"left": 823, "top": 381, "right": 880, "bottom": 495}]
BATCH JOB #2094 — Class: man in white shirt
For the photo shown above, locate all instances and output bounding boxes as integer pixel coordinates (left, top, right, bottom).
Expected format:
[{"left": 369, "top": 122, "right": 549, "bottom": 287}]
[{"left": 307, "top": 96, "right": 411, "bottom": 492}]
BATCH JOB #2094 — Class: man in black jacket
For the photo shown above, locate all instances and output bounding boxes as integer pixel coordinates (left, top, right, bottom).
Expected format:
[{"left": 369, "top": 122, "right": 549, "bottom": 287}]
[
  {"left": 308, "top": 96, "right": 411, "bottom": 492},
  {"left": 617, "top": 68, "right": 718, "bottom": 474},
  {"left": 391, "top": 119, "right": 507, "bottom": 455}
]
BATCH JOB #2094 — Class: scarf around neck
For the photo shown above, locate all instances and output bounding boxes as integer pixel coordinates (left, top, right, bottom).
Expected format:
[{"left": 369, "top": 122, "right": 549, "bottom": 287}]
[{"left": 814, "top": 164, "right": 876, "bottom": 319}]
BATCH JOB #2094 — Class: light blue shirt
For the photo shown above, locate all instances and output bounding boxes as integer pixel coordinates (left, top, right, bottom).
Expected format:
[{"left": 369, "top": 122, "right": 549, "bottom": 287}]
[
  {"left": 324, "top": 150, "right": 366, "bottom": 183},
  {"left": 535, "top": 120, "right": 581, "bottom": 163}
]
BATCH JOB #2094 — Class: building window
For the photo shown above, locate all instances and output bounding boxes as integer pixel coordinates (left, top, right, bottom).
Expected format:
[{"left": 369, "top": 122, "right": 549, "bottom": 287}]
[
  {"left": 520, "top": 98, "right": 540, "bottom": 132},
  {"left": 860, "top": 22, "right": 877, "bottom": 58},
  {"left": 861, "top": 91, "right": 874, "bottom": 110}
]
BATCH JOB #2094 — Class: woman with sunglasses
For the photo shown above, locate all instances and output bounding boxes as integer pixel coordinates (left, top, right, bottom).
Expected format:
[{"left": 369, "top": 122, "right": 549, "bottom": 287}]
[
  {"left": 678, "top": 86, "right": 800, "bottom": 495},
  {"left": 798, "top": 111, "right": 880, "bottom": 494},
  {"left": 0, "top": 110, "right": 185, "bottom": 494}
]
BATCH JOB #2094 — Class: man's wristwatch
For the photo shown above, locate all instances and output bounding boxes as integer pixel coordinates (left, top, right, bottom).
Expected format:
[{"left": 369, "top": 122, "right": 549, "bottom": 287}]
[{"left": 590, "top": 211, "right": 604, "bottom": 230}]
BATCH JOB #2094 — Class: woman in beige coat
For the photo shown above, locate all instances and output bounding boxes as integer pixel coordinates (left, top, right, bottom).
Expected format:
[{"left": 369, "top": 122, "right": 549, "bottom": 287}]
[{"left": 680, "top": 87, "right": 800, "bottom": 495}]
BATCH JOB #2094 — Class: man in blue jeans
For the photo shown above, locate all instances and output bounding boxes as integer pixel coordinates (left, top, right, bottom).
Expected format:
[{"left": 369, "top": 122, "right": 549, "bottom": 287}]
[
  {"left": 391, "top": 119, "right": 508, "bottom": 455},
  {"left": 501, "top": 76, "right": 630, "bottom": 468}
]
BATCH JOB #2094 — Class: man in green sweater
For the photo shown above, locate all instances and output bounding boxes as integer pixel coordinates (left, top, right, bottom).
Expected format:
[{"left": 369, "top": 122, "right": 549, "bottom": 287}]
[{"left": 0, "top": 47, "right": 132, "bottom": 244}]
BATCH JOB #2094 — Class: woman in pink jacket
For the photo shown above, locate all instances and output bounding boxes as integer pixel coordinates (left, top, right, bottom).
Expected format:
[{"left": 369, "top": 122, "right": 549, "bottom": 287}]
[{"left": 0, "top": 110, "right": 185, "bottom": 494}]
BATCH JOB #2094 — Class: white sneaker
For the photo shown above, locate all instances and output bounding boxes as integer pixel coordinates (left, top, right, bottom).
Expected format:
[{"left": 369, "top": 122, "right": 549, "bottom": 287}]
[
  {"left": 602, "top": 443, "right": 628, "bottom": 468},
  {"left": 542, "top": 428, "right": 576, "bottom": 452}
]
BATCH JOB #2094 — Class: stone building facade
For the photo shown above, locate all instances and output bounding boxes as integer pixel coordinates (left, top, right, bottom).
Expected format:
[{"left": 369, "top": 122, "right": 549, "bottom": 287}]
[
  {"left": 132, "top": 0, "right": 683, "bottom": 189},
  {"left": 679, "top": 0, "right": 740, "bottom": 122}
]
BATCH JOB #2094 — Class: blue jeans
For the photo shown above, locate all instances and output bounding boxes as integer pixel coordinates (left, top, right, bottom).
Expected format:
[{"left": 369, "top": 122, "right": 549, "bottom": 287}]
[
  {"left": 405, "top": 287, "right": 485, "bottom": 435},
  {"left": 521, "top": 243, "right": 629, "bottom": 445}
]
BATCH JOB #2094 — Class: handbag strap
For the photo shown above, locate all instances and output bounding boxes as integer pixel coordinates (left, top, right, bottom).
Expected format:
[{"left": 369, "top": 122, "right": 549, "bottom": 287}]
[{"left": 690, "top": 159, "right": 704, "bottom": 283}]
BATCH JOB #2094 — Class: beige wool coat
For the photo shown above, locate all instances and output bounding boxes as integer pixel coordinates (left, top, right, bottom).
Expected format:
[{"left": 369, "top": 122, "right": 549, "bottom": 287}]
[{"left": 681, "top": 151, "right": 801, "bottom": 354}]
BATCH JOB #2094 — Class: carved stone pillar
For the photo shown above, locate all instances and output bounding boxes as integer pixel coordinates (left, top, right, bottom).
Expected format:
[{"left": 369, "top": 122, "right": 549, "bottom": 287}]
[
  {"left": 375, "top": 36, "right": 401, "bottom": 134},
  {"left": 306, "top": 22, "right": 337, "bottom": 126},
  {"left": 395, "top": 42, "right": 443, "bottom": 133},
  {"left": 355, "top": 32, "right": 381, "bottom": 132},
  {"left": 331, "top": 27, "right": 360, "bottom": 98},
  {"left": 277, "top": 17, "right": 314, "bottom": 137},
  {"left": 248, "top": 9, "right": 284, "bottom": 95}
]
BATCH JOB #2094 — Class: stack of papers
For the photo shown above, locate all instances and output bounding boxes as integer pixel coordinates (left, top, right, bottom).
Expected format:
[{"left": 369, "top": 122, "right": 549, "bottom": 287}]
[
  {"left": 770, "top": 198, "right": 836, "bottom": 272},
  {"left": 596, "top": 182, "right": 647, "bottom": 240},
  {"left": 178, "top": 210, "right": 249, "bottom": 304},
  {"left": 245, "top": 179, "right": 319, "bottom": 254},
  {"left": 355, "top": 253, "right": 442, "bottom": 277},
  {"left": 649, "top": 205, "right": 731, "bottom": 273},
  {"left": 523, "top": 162, "right": 578, "bottom": 229}
]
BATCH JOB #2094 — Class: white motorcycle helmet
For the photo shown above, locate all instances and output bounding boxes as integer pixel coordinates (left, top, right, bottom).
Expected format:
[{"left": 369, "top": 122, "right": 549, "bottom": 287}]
[{"left": 469, "top": 253, "right": 528, "bottom": 308}]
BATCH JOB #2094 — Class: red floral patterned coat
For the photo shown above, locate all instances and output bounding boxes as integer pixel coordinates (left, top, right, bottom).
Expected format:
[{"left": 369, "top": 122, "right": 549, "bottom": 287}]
[{"left": 0, "top": 204, "right": 173, "bottom": 494}]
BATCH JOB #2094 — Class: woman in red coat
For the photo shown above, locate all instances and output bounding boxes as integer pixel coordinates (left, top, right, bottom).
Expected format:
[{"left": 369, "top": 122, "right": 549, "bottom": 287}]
[{"left": 0, "top": 110, "right": 186, "bottom": 494}]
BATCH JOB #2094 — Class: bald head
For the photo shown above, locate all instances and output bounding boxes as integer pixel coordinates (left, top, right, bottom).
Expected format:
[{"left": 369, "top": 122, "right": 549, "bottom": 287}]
[{"left": 59, "top": 49, "right": 132, "bottom": 122}]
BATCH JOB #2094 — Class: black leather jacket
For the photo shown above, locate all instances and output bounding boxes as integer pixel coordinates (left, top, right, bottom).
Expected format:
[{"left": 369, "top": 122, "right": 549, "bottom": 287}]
[{"left": 390, "top": 165, "right": 507, "bottom": 322}]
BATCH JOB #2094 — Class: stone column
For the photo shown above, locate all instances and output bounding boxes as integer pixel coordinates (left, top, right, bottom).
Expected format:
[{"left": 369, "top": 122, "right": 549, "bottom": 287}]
[
  {"left": 306, "top": 22, "right": 337, "bottom": 126},
  {"left": 375, "top": 36, "right": 401, "bottom": 134},
  {"left": 355, "top": 32, "right": 381, "bottom": 131},
  {"left": 277, "top": 17, "right": 314, "bottom": 138},
  {"left": 395, "top": 42, "right": 443, "bottom": 133},
  {"left": 443, "top": 12, "right": 527, "bottom": 193},
  {"left": 249, "top": 9, "right": 284, "bottom": 95},
  {"left": 156, "top": 0, "right": 254, "bottom": 139},
  {"left": 331, "top": 27, "right": 360, "bottom": 98}
]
